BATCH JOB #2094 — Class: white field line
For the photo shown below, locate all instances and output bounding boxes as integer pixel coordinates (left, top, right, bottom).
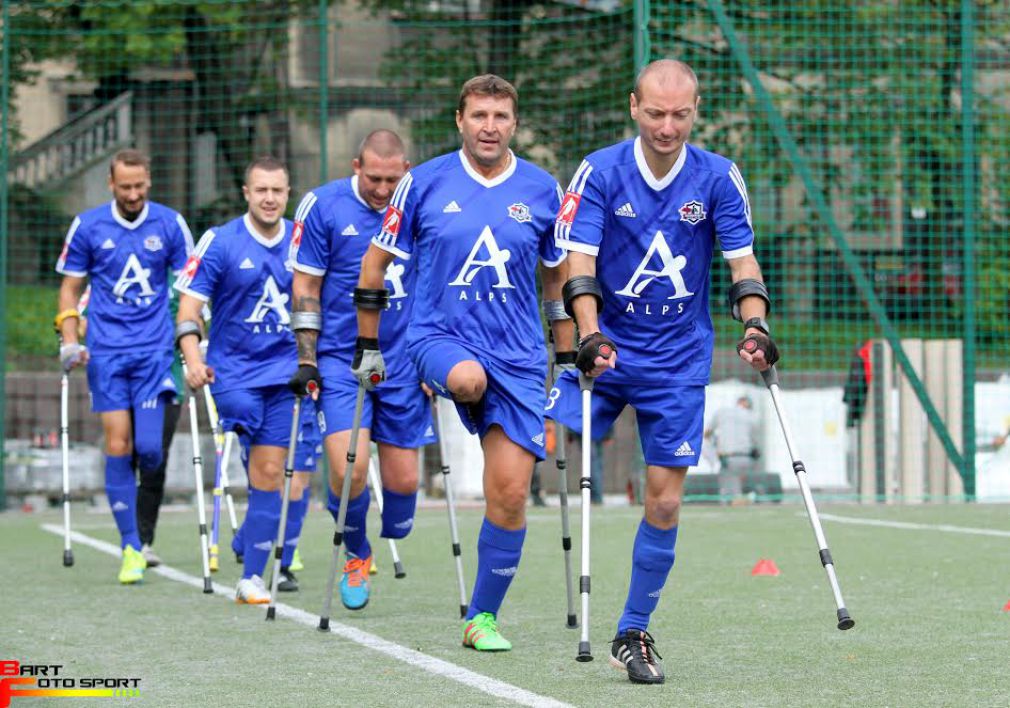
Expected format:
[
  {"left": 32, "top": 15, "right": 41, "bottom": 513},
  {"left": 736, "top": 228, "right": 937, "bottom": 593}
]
[
  {"left": 818, "top": 513, "right": 1010, "bottom": 538},
  {"left": 40, "top": 524, "right": 573, "bottom": 708}
]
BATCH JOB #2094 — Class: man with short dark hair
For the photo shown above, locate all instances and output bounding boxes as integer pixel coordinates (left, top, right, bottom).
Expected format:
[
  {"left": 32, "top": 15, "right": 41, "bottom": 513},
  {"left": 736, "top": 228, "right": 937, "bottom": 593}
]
[
  {"left": 549, "top": 59, "right": 779, "bottom": 683},
  {"left": 175, "top": 157, "right": 320, "bottom": 604},
  {"left": 354, "top": 76, "right": 574, "bottom": 651},
  {"left": 55, "top": 149, "right": 193, "bottom": 584}
]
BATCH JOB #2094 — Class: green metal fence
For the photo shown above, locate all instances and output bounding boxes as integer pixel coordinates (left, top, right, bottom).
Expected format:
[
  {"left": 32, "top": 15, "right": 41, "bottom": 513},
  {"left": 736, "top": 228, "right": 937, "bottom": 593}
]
[{"left": 3, "top": 0, "right": 1007, "bottom": 507}]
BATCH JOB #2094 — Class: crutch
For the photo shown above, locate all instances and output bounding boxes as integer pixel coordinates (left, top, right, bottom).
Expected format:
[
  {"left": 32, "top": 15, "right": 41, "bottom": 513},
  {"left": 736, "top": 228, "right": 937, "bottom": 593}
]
[
  {"left": 180, "top": 356, "right": 213, "bottom": 594},
  {"left": 551, "top": 365, "right": 578, "bottom": 629},
  {"left": 318, "top": 383, "right": 367, "bottom": 631},
  {"left": 201, "top": 388, "right": 234, "bottom": 572},
  {"left": 220, "top": 432, "right": 239, "bottom": 534},
  {"left": 432, "top": 399, "right": 468, "bottom": 619},
  {"left": 367, "top": 456, "right": 406, "bottom": 579},
  {"left": 59, "top": 363, "right": 74, "bottom": 568},
  {"left": 576, "top": 373, "right": 595, "bottom": 661},
  {"left": 268, "top": 391, "right": 311, "bottom": 620},
  {"left": 760, "top": 366, "right": 855, "bottom": 631}
]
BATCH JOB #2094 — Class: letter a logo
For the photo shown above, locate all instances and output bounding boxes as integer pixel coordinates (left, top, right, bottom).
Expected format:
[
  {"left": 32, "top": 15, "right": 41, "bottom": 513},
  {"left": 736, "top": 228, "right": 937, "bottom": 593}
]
[
  {"left": 245, "top": 275, "right": 291, "bottom": 324},
  {"left": 385, "top": 262, "right": 408, "bottom": 299},
  {"left": 449, "top": 226, "right": 514, "bottom": 289},
  {"left": 113, "top": 253, "right": 156, "bottom": 298},
  {"left": 615, "top": 230, "right": 694, "bottom": 300}
]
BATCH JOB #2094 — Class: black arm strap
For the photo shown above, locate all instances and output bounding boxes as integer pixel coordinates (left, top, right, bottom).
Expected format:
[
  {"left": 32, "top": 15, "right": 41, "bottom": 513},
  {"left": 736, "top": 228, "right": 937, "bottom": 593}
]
[
  {"left": 562, "top": 275, "right": 604, "bottom": 318},
  {"left": 353, "top": 287, "right": 390, "bottom": 311},
  {"left": 727, "top": 279, "right": 771, "bottom": 321}
]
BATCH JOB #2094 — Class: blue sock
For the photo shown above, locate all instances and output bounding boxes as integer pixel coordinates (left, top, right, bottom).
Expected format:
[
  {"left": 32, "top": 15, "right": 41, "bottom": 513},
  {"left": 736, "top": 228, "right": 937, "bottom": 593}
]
[
  {"left": 243, "top": 488, "right": 281, "bottom": 579},
  {"left": 618, "top": 520, "right": 678, "bottom": 634},
  {"left": 380, "top": 487, "right": 417, "bottom": 539},
  {"left": 282, "top": 490, "right": 310, "bottom": 567},
  {"left": 327, "top": 486, "right": 371, "bottom": 560},
  {"left": 231, "top": 520, "right": 245, "bottom": 557},
  {"left": 466, "top": 518, "right": 526, "bottom": 620},
  {"left": 106, "top": 455, "right": 141, "bottom": 550}
]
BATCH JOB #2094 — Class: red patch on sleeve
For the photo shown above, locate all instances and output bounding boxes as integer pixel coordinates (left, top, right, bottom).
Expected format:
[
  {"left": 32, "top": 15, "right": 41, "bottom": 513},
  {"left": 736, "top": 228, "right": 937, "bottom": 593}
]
[
  {"left": 182, "top": 254, "right": 201, "bottom": 279},
  {"left": 381, "top": 206, "right": 403, "bottom": 238},
  {"left": 556, "top": 192, "right": 582, "bottom": 226}
]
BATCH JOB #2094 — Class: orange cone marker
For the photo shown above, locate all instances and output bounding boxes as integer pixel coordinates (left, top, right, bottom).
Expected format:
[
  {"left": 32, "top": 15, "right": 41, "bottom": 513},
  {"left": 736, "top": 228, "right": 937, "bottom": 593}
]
[{"left": 751, "top": 558, "right": 781, "bottom": 576}]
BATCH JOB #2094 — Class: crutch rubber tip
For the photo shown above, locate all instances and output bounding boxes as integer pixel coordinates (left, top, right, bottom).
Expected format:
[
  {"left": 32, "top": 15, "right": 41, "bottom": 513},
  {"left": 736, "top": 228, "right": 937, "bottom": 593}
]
[
  {"left": 566, "top": 614, "right": 579, "bottom": 629},
  {"left": 576, "top": 642, "right": 594, "bottom": 662},
  {"left": 202, "top": 578, "right": 213, "bottom": 594},
  {"left": 63, "top": 550, "right": 74, "bottom": 567},
  {"left": 393, "top": 562, "right": 406, "bottom": 579},
  {"left": 837, "top": 609, "right": 855, "bottom": 631},
  {"left": 318, "top": 618, "right": 330, "bottom": 632},
  {"left": 265, "top": 607, "right": 276, "bottom": 621}
]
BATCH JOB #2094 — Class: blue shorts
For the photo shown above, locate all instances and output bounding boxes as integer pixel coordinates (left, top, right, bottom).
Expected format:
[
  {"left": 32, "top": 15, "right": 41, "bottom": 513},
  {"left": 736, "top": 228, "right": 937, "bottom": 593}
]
[
  {"left": 545, "top": 371, "right": 705, "bottom": 468},
  {"left": 214, "top": 384, "right": 301, "bottom": 451},
  {"left": 318, "top": 357, "right": 434, "bottom": 449},
  {"left": 87, "top": 350, "right": 177, "bottom": 413},
  {"left": 410, "top": 337, "right": 548, "bottom": 461}
]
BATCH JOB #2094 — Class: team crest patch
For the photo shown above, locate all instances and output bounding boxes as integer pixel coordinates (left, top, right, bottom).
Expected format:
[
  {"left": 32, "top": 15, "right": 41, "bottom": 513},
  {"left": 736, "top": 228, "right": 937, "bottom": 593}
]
[
  {"left": 382, "top": 206, "right": 403, "bottom": 237},
  {"left": 679, "top": 200, "right": 707, "bottom": 224},
  {"left": 557, "top": 192, "right": 581, "bottom": 226},
  {"left": 144, "top": 235, "right": 163, "bottom": 252},
  {"left": 182, "top": 254, "right": 201, "bottom": 279},
  {"left": 291, "top": 221, "right": 304, "bottom": 248},
  {"left": 507, "top": 203, "right": 532, "bottom": 224}
]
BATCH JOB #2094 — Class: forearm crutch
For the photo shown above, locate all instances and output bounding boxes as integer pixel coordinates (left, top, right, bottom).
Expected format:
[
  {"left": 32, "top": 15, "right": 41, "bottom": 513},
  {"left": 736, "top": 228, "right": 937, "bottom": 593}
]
[
  {"left": 552, "top": 369, "right": 577, "bottom": 629},
  {"left": 318, "top": 383, "right": 366, "bottom": 631},
  {"left": 367, "top": 456, "right": 406, "bottom": 579},
  {"left": 220, "top": 432, "right": 239, "bottom": 534},
  {"left": 433, "top": 399, "right": 468, "bottom": 619},
  {"left": 761, "top": 366, "right": 855, "bottom": 631},
  {"left": 60, "top": 368, "right": 74, "bottom": 567},
  {"left": 201, "top": 387, "right": 230, "bottom": 572},
  {"left": 576, "top": 373, "right": 595, "bottom": 661},
  {"left": 181, "top": 357, "right": 213, "bottom": 594},
  {"left": 267, "top": 394, "right": 306, "bottom": 621}
]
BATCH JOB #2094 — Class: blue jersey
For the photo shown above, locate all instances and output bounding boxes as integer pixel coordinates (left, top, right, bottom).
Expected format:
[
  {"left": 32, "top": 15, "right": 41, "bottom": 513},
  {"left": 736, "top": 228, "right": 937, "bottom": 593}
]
[
  {"left": 372, "top": 150, "right": 565, "bottom": 374},
  {"left": 55, "top": 200, "right": 193, "bottom": 355},
  {"left": 291, "top": 176, "right": 418, "bottom": 385},
  {"left": 555, "top": 138, "right": 755, "bottom": 385},
  {"left": 174, "top": 215, "right": 296, "bottom": 394}
]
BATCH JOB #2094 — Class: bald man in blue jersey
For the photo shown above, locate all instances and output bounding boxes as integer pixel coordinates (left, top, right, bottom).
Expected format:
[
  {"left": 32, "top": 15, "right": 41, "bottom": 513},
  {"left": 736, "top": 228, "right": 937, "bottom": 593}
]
[
  {"left": 551, "top": 60, "right": 780, "bottom": 684},
  {"left": 353, "top": 75, "right": 575, "bottom": 652}
]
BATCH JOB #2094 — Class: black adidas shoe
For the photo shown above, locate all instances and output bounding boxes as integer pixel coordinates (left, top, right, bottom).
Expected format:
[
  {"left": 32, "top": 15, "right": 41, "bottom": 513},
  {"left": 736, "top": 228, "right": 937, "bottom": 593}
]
[
  {"left": 609, "top": 629, "right": 665, "bottom": 684},
  {"left": 277, "top": 567, "right": 299, "bottom": 592}
]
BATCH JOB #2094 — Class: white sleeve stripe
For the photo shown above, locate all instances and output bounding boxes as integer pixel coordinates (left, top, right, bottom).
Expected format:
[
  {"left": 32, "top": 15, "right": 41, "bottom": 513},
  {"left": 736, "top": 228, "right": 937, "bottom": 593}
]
[
  {"left": 389, "top": 173, "right": 413, "bottom": 212},
  {"left": 555, "top": 183, "right": 564, "bottom": 205},
  {"left": 575, "top": 163, "right": 594, "bottom": 195},
  {"left": 555, "top": 238, "right": 599, "bottom": 256},
  {"left": 371, "top": 238, "right": 411, "bottom": 261},
  {"left": 173, "top": 285, "right": 211, "bottom": 302},
  {"left": 176, "top": 214, "right": 195, "bottom": 253},
  {"left": 728, "top": 164, "right": 752, "bottom": 227},
  {"left": 565, "top": 160, "right": 592, "bottom": 192},
  {"left": 56, "top": 217, "right": 83, "bottom": 269},
  {"left": 722, "top": 245, "right": 754, "bottom": 259},
  {"left": 292, "top": 262, "right": 326, "bottom": 277},
  {"left": 294, "top": 192, "right": 318, "bottom": 223},
  {"left": 173, "top": 229, "right": 216, "bottom": 290},
  {"left": 64, "top": 216, "right": 82, "bottom": 245}
]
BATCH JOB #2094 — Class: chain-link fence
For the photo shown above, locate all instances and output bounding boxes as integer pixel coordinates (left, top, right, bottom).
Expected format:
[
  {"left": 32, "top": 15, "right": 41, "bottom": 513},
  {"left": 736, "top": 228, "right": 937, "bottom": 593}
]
[{"left": 3, "top": 0, "right": 1007, "bottom": 505}]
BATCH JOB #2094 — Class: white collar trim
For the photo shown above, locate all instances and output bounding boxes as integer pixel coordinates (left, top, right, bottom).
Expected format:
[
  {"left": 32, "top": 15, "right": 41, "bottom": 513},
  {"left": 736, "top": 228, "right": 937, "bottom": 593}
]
[
  {"left": 110, "top": 201, "right": 149, "bottom": 230},
  {"left": 351, "top": 175, "right": 383, "bottom": 213},
  {"left": 458, "top": 149, "right": 517, "bottom": 188},
  {"left": 243, "top": 213, "right": 286, "bottom": 248},
  {"left": 634, "top": 137, "right": 688, "bottom": 192}
]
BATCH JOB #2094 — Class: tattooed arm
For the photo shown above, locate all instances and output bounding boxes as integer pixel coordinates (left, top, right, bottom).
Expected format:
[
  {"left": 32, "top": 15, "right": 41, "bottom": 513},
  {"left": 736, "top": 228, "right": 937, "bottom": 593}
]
[{"left": 292, "top": 270, "right": 322, "bottom": 366}]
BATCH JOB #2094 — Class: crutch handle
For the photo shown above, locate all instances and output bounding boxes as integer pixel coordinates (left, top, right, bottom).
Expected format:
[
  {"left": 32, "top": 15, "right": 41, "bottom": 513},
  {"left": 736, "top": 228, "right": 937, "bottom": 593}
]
[
  {"left": 760, "top": 365, "right": 779, "bottom": 388},
  {"left": 578, "top": 373, "right": 595, "bottom": 393}
]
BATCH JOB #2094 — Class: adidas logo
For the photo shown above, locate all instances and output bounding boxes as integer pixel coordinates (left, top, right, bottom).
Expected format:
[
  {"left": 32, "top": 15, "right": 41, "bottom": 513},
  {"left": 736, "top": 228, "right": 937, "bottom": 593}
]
[
  {"left": 101, "top": 238, "right": 116, "bottom": 249},
  {"left": 442, "top": 200, "right": 462, "bottom": 213},
  {"left": 111, "top": 501, "right": 128, "bottom": 512},
  {"left": 424, "top": 426, "right": 434, "bottom": 438},
  {"left": 648, "top": 589, "right": 662, "bottom": 598},
  {"left": 341, "top": 224, "right": 359, "bottom": 236},
  {"left": 614, "top": 202, "right": 636, "bottom": 218},
  {"left": 302, "top": 456, "right": 314, "bottom": 467},
  {"left": 394, "top": 519, "right": 414, "bottom": 530},
  {"left": 239, "top": 257, "right": 255, "bottom": 269},
  {"left": 674, "top": 441, "right": 695, "bottom": 457},
  {"left": 253, "top": 541, "right": 273, "bottom": 551},
  {"left": 531, "top": 432, "right": 545, "bottom": 447},
  {"left": 491, "top": 566, "right": 518, "bottom": 577}
]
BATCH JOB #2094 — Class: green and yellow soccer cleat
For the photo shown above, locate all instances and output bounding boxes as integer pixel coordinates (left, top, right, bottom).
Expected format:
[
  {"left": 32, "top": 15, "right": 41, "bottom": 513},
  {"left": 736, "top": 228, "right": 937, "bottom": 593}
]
[
  {"left": 289, "top": 548, "right": 304, "bottom": 573},
  {"left": 462, "top": 612, "right": 512, "bottom": 652},
  {"left": 118, "top": 545, "right": 147, "bottom": 585}
]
